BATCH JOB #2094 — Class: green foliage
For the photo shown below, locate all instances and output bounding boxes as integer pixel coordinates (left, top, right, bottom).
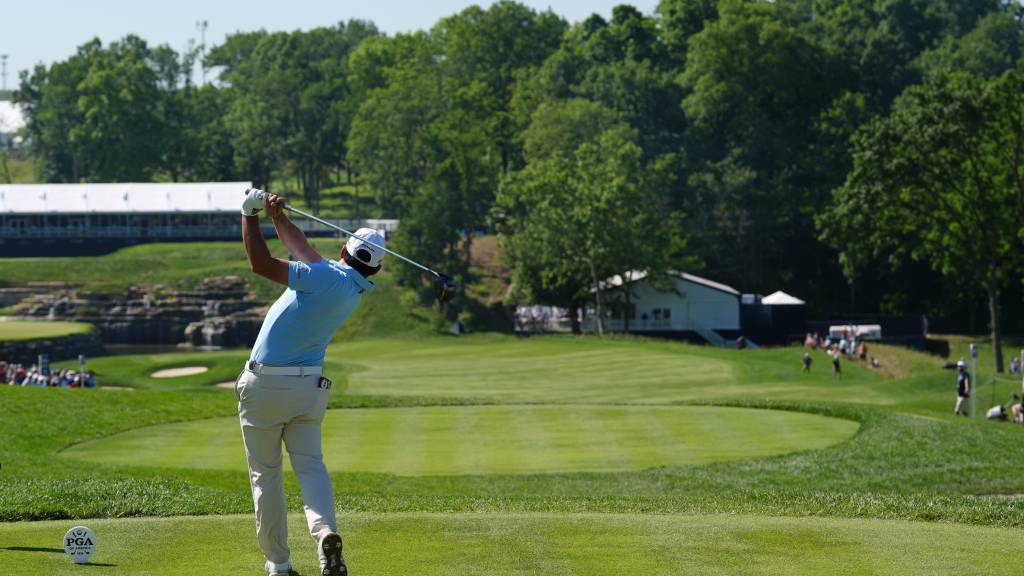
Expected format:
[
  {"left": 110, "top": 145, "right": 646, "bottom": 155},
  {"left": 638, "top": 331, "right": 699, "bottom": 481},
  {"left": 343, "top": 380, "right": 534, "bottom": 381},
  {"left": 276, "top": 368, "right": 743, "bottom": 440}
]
[
  {"left": 497, "top": 126, "right": 683, "bottom": 328},
  {"left": 820, "top": 71, "right": 1024, "bottom": 369},
  {"left": 680, "top": 0, "right": 845, "bottom": 289},
  {"left": 219, "top": 21, "right": 379, "bottom": 209},
  {"left": 11, "top": 0, "right": 1024, "bottom": 331}
]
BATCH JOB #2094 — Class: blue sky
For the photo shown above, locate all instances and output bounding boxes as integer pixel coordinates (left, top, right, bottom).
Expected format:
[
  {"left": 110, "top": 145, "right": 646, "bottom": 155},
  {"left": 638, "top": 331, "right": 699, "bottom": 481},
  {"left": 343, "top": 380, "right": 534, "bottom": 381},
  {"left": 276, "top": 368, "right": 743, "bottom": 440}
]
[{"left": 0, "top": 0, "right": 659, "bottom": 89}]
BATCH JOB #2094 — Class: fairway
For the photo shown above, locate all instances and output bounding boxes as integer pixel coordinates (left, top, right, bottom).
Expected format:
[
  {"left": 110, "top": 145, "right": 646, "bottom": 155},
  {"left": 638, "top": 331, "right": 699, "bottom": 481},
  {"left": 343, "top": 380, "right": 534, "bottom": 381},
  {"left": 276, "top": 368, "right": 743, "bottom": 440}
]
[
  {"left": 62, "top": 405, "right": 858, "bottom": 475},
  {"left": 333, "top": 338, "right": 906, "bottom": 405},
  {"left": 0, "top": 321, "right": 92, "bottom": 342},
  {"left": 1, "top": 512, "right": 1021, "bottom": 576}
]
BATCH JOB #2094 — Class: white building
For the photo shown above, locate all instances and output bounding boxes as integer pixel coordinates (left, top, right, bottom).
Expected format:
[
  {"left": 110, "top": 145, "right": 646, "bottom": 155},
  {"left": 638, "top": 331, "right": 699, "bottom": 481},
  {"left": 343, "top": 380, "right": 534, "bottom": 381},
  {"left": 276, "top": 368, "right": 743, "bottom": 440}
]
[{"left": 583, "top": 270, "right": 741, "bottom": 344}]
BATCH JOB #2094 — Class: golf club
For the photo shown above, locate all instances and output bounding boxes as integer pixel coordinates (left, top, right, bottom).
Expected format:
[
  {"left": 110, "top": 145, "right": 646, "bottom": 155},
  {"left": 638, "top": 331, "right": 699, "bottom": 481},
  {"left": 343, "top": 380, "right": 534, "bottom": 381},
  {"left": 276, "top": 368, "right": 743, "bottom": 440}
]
[{"left": 246, "top": 189, "right": 457, "bottom": 302}]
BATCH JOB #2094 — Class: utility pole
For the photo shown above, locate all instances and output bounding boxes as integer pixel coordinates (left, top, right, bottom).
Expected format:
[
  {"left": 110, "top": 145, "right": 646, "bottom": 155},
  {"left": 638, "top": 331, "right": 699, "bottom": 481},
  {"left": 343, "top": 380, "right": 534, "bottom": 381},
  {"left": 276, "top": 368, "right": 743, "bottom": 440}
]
[
  {"left": 1, "top": 55, "right": 8, "bottom": 93},
  {"left": 970, "top": 343, "right": 979, "bottom": 418},
  {"left": 195, "top": 20, "right": 209, "bottom": 84}
]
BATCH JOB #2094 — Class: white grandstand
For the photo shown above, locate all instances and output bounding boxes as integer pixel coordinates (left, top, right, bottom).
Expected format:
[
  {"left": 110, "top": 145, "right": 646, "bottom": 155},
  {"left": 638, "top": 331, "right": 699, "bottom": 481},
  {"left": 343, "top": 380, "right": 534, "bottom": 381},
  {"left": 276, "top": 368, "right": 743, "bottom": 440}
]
[{"left": 0, "top": 183, "right": 398, "bottom": 256}]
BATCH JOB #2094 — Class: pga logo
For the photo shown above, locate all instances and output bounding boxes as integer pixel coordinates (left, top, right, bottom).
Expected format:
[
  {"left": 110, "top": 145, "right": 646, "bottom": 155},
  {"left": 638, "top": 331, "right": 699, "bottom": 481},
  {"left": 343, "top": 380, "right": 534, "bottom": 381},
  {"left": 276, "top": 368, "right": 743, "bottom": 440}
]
[{"left": 63, "top": 526, "right": 97, "bottom": 564}]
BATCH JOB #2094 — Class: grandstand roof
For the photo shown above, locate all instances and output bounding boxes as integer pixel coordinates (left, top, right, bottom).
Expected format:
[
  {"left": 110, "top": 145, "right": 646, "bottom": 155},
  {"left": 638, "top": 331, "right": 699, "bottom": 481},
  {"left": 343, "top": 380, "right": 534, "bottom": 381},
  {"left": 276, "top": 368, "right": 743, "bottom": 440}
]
[{"left": 0, "top": 183, "right": 253, "bottom": 214}]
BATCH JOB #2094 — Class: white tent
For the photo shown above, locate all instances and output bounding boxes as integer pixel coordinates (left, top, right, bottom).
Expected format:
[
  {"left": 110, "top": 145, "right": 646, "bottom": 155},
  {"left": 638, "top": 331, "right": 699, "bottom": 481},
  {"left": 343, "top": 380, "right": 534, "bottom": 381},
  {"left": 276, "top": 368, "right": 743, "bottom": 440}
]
[
  {"left": 761, "top": 291, "right": 805, "bottom": 305},
  {"left": 0, "top": 183, "right": 252, "bottom": 214}
]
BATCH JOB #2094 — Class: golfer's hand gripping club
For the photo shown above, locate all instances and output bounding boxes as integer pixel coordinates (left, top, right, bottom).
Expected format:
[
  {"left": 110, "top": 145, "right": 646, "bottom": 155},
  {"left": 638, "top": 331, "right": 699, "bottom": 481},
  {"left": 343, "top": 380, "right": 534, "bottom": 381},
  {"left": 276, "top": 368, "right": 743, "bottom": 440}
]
[
  {"left": 241, "top": 188, "right": 457, "bottom": 302},
  {"left": 241, "top": 188, "right": 269, "bottom": 216}
]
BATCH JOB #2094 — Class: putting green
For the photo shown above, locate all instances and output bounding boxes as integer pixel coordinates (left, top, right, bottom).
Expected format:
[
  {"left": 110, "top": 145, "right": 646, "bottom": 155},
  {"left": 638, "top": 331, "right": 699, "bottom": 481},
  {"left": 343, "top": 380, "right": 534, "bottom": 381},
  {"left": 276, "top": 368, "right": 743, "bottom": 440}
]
[
  {"left": 62, "top": 405, "right": 858, "bottom": 475},
  {"left": 1, "top": 512, "right": 1020, "bottom": 575},
  {"left": 0, "top": 321, "right": 92, "bottom": 342}
]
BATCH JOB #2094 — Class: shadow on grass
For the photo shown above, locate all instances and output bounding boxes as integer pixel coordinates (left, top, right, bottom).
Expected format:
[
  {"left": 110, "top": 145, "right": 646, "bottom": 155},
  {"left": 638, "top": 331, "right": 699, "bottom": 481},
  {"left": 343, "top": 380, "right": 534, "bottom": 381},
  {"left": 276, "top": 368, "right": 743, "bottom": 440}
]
[
  {"left": 4, "top": 546, "right": 64, "bottom": 553},
  {"left": 3, "top": 547, "right": 117, "bottom": 566}
]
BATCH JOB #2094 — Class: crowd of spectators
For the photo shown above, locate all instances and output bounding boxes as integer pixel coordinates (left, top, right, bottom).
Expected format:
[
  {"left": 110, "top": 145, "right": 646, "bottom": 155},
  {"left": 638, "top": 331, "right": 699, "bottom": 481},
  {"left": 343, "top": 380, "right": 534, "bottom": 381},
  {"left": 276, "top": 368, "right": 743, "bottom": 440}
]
[
  {"left": 803, "top": 328, "right": 881, "bottom": 378},
  {"left": 0, "top": 361, "right": 97, "bottom": 388}
]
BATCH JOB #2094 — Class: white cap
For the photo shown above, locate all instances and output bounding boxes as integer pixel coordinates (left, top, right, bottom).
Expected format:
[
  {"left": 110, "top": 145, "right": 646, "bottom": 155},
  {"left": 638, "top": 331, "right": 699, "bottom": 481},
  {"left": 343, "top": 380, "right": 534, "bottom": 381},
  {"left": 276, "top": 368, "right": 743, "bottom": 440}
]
[
  {"left": 957, "top": 359, "right": 967, "bottom": 368},
  {"left": 345, "top": 228, "right": 386, "bottom": 268}
]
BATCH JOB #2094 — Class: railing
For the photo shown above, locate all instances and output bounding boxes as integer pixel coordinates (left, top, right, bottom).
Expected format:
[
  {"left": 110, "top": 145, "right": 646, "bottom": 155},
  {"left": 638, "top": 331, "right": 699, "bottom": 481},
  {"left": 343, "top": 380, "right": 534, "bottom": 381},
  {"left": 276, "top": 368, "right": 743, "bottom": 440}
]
[
  {"left": 0, "top": 218, "right": 400, "bottom": 240},
  {"left": 581, "top": 318, "right": 677, "bottom": 332}
]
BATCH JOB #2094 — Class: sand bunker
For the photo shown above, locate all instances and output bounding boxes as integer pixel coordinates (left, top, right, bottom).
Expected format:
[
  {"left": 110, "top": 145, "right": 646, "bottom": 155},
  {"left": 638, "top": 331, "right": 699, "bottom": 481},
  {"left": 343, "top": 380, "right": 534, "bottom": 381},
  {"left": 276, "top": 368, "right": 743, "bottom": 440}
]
[{"left": 151, "top": 366, "right": 209, "bottom": 378}]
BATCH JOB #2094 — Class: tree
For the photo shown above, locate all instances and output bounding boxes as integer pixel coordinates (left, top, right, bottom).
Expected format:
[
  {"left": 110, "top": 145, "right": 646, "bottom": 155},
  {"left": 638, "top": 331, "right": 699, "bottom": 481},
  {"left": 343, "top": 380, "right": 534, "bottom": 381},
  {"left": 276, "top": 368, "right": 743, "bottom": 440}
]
[
  {"left": 433, "top": 1, "right": 566, "bottom": 171},
  {"left": 680, "top": 0, "right": 843, "bottom": 292},
  {"left": 347, "top": 36, "right": 442, "bottom": 217},
  {"left": 496, "top": 126, "right": 682, "bottom": 333},
  {"left": 819, "top": 71, "right": 1024, "bottom": 371},
  {"left": 657, "top": 0, "right": 719, "bottom": 61},
  {"left": 919, "top": 10, "right": 1024, "bottom": 78},
  {"left": 16, "top": 37, "right": 166, "bottom": 182},
  {"left": 514, "top": 5, "right": 684, "bottom": 163},
  {"left": 810, "top": 0, "right": 1002, "bottom": 112},
  {"left": 219, "top": 22, "right": 378, "bottom": 208}
]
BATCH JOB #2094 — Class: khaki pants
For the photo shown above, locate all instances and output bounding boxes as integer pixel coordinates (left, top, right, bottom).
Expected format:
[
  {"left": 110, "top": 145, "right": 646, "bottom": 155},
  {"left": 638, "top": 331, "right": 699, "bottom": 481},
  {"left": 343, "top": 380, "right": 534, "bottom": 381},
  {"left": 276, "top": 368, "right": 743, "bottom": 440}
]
[
  {"left": 955, "top": 395, "right": 967, "bottom": 414},
  {"left": 236, "top": 368, "right": 335, "bottom": 573}
]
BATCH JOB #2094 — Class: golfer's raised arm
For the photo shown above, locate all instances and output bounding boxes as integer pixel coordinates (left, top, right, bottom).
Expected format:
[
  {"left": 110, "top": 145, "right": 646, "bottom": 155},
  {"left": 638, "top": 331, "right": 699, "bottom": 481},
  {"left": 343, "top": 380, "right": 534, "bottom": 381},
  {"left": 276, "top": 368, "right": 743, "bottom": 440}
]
[
  {"left": 241, "top": 189, "right": 289, "bottom": 285},
  {"left": 266, "top": 194, "right": 322, "bottom": 263}
]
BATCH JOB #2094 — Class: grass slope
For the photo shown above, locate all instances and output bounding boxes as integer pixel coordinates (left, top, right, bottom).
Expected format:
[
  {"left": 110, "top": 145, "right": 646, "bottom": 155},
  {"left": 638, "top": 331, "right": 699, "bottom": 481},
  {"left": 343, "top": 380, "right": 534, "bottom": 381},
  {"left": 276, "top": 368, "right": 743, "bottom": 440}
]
[
  {"left": 0, "top": 321, "right": 92, "bottom": 342},
  {"left": 62, "top": 405, "right": 858, "bottom": 475},
  {"left": 2, "top": 512, "right": 1021, "bottom": 576}
]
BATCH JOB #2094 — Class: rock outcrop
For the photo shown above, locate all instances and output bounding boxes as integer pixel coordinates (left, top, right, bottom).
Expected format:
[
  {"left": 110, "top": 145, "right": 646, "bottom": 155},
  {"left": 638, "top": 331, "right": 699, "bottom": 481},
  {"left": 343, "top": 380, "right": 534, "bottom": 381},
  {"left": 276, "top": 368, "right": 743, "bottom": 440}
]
[
  {"left": 0, "top": 330, "right": 105, "bottom": 366},
  {"left": 11, "top": 276, "right": 266, "bottom": 347}
]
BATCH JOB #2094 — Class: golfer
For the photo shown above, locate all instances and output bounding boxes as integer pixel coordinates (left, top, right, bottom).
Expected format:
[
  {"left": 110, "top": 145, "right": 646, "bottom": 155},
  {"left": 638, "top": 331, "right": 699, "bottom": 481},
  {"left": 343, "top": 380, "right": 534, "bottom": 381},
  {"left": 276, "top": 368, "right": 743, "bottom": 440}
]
[
  {"left": 954, "top": 359, "right": 970, "bottom": 416},
  {"left": 238, "top": 188, "right": 384, "bottom": 576}
]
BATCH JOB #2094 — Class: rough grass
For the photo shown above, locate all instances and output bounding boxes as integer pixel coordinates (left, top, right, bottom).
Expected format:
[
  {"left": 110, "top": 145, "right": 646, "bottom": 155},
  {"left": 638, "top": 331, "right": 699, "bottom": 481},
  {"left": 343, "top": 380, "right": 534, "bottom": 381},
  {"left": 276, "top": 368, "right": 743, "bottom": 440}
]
[
  {"left": 0, "top": 321, "right": 92, "bottom": 342},
  {"left": 62, "top": 405, "right": 858, "bottom": 475},
  {"left": 2, "top": 512, "right": 1022, "bottom": 576},
  {"left": 4, "top": 157, "right": 36, "bottom": 184}
]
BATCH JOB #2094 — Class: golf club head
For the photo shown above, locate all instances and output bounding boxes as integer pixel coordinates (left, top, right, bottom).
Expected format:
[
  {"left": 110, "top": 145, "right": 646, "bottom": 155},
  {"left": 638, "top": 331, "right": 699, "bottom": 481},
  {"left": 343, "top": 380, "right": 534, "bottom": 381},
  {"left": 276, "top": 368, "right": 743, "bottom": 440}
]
[{"left": 434, "top": 273, "right": 457, "bottom": 303}]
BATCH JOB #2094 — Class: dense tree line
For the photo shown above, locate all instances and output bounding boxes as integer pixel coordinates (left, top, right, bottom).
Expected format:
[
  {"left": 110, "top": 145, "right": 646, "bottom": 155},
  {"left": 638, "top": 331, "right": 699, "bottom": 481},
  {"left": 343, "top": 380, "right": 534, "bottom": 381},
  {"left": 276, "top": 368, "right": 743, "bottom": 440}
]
[{"left": 14, "top": 0, "right": 1024, "bottom": 365}]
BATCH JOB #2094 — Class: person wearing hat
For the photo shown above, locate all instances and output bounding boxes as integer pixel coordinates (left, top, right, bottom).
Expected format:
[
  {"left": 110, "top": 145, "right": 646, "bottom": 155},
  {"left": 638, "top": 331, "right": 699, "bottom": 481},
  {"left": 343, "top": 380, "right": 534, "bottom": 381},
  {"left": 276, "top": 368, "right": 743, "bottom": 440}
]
[
  {"left": 954, "top": 359, "right": 971, "bottom": 416},
  {"left": 238, "top": 188, "right": 384, "bottom": 576}
]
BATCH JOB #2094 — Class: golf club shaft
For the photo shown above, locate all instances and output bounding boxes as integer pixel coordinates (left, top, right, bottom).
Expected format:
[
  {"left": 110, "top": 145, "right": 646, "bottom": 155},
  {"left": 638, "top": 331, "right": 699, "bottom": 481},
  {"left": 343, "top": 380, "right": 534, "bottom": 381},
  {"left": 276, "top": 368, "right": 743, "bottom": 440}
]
[{"left": 282, "top": 204, "right": 438, "bottom": 277}]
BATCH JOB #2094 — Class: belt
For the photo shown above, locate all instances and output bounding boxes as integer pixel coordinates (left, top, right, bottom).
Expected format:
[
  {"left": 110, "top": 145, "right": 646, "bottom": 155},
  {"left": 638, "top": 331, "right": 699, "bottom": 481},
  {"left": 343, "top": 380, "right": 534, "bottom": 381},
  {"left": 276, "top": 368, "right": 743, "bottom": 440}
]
[{"left": 245, "top": 360, "right": 323, "bottom": 377}]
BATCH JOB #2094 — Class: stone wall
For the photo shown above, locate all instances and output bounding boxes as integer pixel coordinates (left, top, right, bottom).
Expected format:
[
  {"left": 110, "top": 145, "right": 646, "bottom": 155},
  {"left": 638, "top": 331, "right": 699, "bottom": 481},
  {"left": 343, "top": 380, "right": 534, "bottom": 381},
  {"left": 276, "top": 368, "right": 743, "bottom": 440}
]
[{"left": 0, "top": 330, "right": 105, "bottom": 366}]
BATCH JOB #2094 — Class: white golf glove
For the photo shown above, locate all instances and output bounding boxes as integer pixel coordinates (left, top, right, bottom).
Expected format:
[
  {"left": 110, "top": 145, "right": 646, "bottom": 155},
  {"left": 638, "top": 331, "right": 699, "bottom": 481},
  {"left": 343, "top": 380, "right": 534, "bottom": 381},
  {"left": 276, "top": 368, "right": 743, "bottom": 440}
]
[{"left": 242, "top": 188, "right": 268, "bottom": 216}]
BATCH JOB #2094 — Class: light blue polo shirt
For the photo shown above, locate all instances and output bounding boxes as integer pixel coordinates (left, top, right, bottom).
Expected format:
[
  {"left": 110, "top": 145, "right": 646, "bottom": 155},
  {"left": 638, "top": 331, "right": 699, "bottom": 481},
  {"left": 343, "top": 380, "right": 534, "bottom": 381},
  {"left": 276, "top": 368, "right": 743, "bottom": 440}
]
[{"left": 249, "top": 259, "right": 374, "bottom": 366}]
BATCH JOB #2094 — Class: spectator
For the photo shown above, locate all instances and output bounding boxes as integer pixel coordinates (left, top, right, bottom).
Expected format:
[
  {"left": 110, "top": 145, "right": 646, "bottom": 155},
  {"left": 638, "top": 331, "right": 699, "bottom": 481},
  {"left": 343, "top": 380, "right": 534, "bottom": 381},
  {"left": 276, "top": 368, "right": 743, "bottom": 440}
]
[
  {"left": 85, "top": 370, "right": 97, "bottom": 388},
  {"left": 954, "top": 359, "right": 970, "bottom": 417},
  {"left": 802, "top": 353, "right": 812, "bottom": 373},
  {"left": 831, "top": 347, "right": 841, "bottom": 380}
]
